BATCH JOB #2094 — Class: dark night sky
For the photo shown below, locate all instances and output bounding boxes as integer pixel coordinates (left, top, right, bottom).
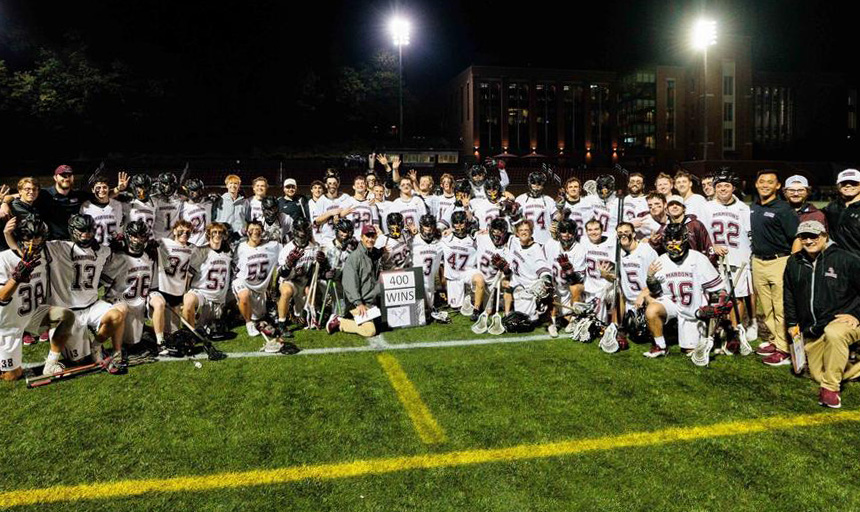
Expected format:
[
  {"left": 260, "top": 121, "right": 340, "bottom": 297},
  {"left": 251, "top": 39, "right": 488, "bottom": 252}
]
[{"left": 0, "top": 0, "right": 855, "bottom": 155}]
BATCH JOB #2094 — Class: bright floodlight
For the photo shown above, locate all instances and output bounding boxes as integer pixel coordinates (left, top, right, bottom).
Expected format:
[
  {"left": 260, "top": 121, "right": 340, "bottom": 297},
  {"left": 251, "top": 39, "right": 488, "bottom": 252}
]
[
  {"left": 692, "top": 19, "right": 717, "bottom": 50},
  {"left": 390, "top": 17, "right": 411, "bottom": 46}
]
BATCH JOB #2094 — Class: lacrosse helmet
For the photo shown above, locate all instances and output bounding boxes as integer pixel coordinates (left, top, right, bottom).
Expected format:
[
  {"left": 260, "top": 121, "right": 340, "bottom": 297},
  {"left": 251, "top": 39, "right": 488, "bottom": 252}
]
[
  {"left": 622, "top": 307, "right": 653, "bottom": 344},
  {"left": 129, "top": 174, "right": 152, "bottom": 202},
  {"left": 663, "top": 222, "right": 689, "bottom": 262},
  {"left": 292, "top": 218, "right": 312, "bottom": 248},
  {"left": 14, "top": 214, "right": 49, "bottom": 250},
  {"left": 527, "top": 171, "right": 546, "bottom": 198},
  {"left": 596, "top": 174, "right": 615, "bottom": 200},
  {"left": 419, "top": 214, "right": 438, "bottom": 243},
  {"left": 485, "top": 177, "right": 501, "bottom": 202},
  {"left": 335, "top": 218, "right": 355, "bottom": 247},
  {"left": 155, "top": 172, "right": 179, "bottom": 197},
  {"left": 502, "top": 312, "right": 534, "bottom": 333},
  {"left": 261, "top": 196, "right": 280, "bottom": 224},
  {"left": 68, "top": 214, "right": 97, "bottom": 249},
  {"left": 489, "top": 218, "right": 510, "bottom": 248},
  {"left": 125, "top": 219, "right": 150, "bottom": 255},
  {"left": 557, "top": 219, "right": 578, "bottom": 250},
  {"left": 468, "top": 164, "right": 487, "bottom": 188},
  {"left": 386, "top": 212, "right": 405, "bottom": 239},
  {"left": 183, "top": 178, "right": 205, "bottom": 202}
]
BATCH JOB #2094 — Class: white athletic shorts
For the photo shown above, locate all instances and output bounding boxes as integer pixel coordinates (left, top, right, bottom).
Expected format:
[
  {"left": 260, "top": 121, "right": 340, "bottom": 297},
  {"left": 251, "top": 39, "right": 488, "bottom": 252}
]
[
  {"left": 513, "top": 286, "right": 539, "bottom": 321},
  {"left": 446, "top": 268, "right": 482, "bottom": 309},
  {"left": 555, "top": 285, "right": 575, "bottom": 316},
  {"left": 232, "top": 281, "right": 267, "bottom": 321},
  {"left": 724, "top": 264, "right": 752, "bottom": 298},
  {"left": 62, "top": 300, "right": 114, "bottom": 362},
  {"left": 0, "top": 304, "right": 54, "bottom": 372},
  {"left": 188, "top": 290, "right": 225, "bottom": 325},
  {"left": 583, "top": 289, "right": 614, "bottom": 324},
  {"left": 657, "top": 296, "right": 702, "bottom": 349}
]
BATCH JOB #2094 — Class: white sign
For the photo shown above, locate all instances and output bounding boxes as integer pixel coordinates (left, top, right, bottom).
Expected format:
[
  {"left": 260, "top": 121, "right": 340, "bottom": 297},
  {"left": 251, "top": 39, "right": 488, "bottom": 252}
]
[
  {"left": 384, "top": 270, "right": 415, "bottom": 289},
  {"left": 387, "top": 305, "right": 412, "bottom": 328},
  {"left": 384, "top": 288, "right": 416, "bottom": 307}
]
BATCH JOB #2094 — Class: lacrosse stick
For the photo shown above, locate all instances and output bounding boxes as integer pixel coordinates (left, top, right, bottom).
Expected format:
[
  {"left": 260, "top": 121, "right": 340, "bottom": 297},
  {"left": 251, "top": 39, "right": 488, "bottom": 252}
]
[
  {"left": 487, "top": 274, "right": 505, "bottom": 335},
  {"left": 721, "top": 258, "right": 752, "bottom": 355},
  {"left": 261, "top": 330, "right": 301, "bottom": 355},
  {"left": 316, "top": 279, "right": 336, "bottom": 327},
  {"left": 459, "top": 291, "right": 474, "bottom": 316},
  {"left": 304, "top": 262, "right": 320, "bottom": 329},
  {"left": 164, "top": 307, "right": 227, "bottom": 361},
  {"left": 691, "top": 319, "right": 716, "bottom": 367}
]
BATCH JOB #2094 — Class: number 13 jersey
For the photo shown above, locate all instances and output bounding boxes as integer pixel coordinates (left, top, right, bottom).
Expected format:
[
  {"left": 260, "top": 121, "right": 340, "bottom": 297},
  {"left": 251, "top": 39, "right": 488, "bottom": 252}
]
[{"left": 44, "top": 241, "right": 112, "bottom": 309}]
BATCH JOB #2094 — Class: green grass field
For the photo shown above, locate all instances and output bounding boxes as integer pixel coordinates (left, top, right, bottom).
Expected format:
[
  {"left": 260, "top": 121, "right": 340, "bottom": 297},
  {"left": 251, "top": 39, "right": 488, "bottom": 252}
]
[{"left": 3, "top": 317, "right": 860, "bottom": 511}]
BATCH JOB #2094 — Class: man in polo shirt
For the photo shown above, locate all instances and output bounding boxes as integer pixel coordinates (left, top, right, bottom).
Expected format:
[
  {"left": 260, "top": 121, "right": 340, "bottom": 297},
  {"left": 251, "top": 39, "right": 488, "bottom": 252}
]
[
  {"left": 823, "top": 169, "right": 860, "bottom": 254},
  {"left": 751, "top": 170, "right": 800, "bottom": 365},
  {"left": 278, "top": 178, "right": 308, "bottom": 224}
]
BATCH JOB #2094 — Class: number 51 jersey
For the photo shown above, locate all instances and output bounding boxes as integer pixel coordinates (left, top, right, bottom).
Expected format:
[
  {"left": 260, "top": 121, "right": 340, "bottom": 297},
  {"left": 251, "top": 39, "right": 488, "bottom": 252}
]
[{"left": 44, "top": 241, "right": 112, "bottom": 309}]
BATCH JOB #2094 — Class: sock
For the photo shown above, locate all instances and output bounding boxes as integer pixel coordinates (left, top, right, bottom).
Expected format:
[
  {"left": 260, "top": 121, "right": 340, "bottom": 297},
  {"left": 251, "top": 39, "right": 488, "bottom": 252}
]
[
  {"left": 278, "top": 317, "right": 286, "bottom": 323},
  {"left": 156, "top": 333, "right": 164, "bottom": 345},
  {"left": 46, "top": 350, "right": 60, "bottom": 363},
  {"left": 655, "top": 336, "right": 666, "bottom": 349}
]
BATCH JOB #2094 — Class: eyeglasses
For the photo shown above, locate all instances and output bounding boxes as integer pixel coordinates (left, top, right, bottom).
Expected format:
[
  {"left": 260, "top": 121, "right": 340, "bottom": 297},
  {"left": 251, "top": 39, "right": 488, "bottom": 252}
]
[
  {"left": 176, "top": 230, "right": 192, "bottom": 236},
  {"left": 840, "top": 181, "right": 859, "bottom": 188},
  {"left": 284, "top": 185, "right": 296, "bottom": 189},
  {"left": 784, "top": 188, "right": 806, "bottom": 194},
  {"left": 798, "top": 233, "right": 822, "bottom": 241}
]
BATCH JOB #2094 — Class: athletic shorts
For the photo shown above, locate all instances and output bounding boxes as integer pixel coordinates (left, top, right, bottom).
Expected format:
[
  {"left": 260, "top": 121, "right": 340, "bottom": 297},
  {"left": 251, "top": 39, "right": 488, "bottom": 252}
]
[
  {"left": 724, "top": 264, "right": 752, "bottom": 298},
  {"left": 155, "top": 290, "right": 184, "bottom": 308},
  {"left": 657, "top": 296, "right": 702, "bottom": 349},
  {"left": 188, "top": 290, "right": 225, "bottom": 325},
  {"left": 0, "top": 304, "right": 54, "bottom": 372},
  {"left": 555, "top": 285, "right": 575, "bottom": 316},
  {"left": 513, "top": 286, "right": 539, "bottom": 321},
  {"left": 583, "top": 288, "right": 613, "bottom": 324},
  {"left": 232, "top": 281, "right": 267, "bottom": 321},
  {"left": 62, "top": 300, "right": 114, "bottom": 362},
  {"left": 446, "top": 268, "right": 482, "bottom": 309}
]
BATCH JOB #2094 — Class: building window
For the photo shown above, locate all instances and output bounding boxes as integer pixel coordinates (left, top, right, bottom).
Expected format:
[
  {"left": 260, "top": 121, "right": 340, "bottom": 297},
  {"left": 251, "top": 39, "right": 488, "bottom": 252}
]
[
  {"left": 536, "top": 83, "right": 557, "bottom": 152},
  {"left": 666, "top": 78, "right": 676, "bottom": 149},
  {"left": 563, "top": 84, "right": 585, "bottom": 152},
  {"left": 754, "top": 85, "right": 794, "bottom": 147},
  {"left": 506, "top": 83, "right": 529, "bottom": 152},
  {"left": 721, "top": 61, "right": 736, "bottom": 153},
  {"left": 723, "top": 76, "right": 734, "bottom": 96},
  {"left": 724, "top": 102, "right": 733, "bottom": 122},
  {"left": 466, "top": 81, "right": 470, "bottom": 122},
  {"left": 478, "top": 81, "right": 502, "bottom": 154}
]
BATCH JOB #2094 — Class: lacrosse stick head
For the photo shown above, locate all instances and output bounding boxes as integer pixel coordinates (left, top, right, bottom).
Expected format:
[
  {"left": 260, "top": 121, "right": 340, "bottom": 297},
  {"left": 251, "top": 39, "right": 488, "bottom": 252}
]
[
  {"left": 599, "top": 323, "right": 620, "bottom": 353},
  {"left": 488, "top": 314, "right": 505, "bottom": 335},
  {"left": 459, "top": 294, "right": 474, "bottom": 316}
]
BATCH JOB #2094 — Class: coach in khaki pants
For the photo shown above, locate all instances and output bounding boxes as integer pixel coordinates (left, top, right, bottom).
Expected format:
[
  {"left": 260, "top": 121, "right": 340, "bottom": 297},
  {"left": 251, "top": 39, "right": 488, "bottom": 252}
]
[
  {"left": 326, "top": 224, "right": 382, "bottom": 337},
  {"left": 784, "top": 220, "right": 860, "bottom": 408},
  {"left": 750, "top": 170, "right": 799, "bottom": 365}
]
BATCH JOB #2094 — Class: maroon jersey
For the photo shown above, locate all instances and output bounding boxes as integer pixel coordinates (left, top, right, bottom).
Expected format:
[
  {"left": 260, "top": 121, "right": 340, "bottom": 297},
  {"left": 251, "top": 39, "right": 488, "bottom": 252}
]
[{"left": 650, "top": 216, "right": 717, "bottom": 267}]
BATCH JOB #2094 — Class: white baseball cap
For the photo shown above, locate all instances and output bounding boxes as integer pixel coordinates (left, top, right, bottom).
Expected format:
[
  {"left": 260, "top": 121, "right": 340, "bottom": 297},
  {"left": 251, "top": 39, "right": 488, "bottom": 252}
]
[
  {"left": 784, "top": 175, "right": 809, "bottom": 189},
  {"left": 837, "top": 169, "right": 860, "bottom": 184},
  {"left": 666, "top": 195, "right": 685, "bottom": 206},
  {"left": 283, "top": 178, "right": 297, "bottom": 187}
]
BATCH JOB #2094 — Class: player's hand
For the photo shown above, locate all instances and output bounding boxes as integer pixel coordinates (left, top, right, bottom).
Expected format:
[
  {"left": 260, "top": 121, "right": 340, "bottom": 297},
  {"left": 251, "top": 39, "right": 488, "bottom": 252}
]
[
  {"left": 117, "top": 172, "right": 129, "bottom": 191},
  {"left": 287, "top": 247, "right": 303, "bottom": 267},
  {"left": 0, "top": 184, "right": 9, "bottom": 204},
  {"left": 599, "top": 261, "right": 615, "bottom": 281},
  {"left": 13, "top": 246, "right": 41, "bottom": 283},
  {"left": 376, "top": 154, "right": 389, "bottom": 167},
  {"left": 355, "top": 304, "right": 369, "bottom": 317},
  {"left": 408, "top": 169, "right": 417, "bottom": 181},
  {"left": 648, "top": 260, "right": 662, "bottom": 277},
  {"left": 835, "top": 314, "right": 860, "bottom": 329},
  {"left": 4, "top": 216, "right": 16, "bottom": 236},
  {"left": 315, "top": 251, "right": 327, "bottom": 264},
  {"left": 713, "top": 245, "right": 729, "bottom": 257},
  {"left": 634, "top": 290, "right": 648, "bottom": 308},
  {"left": 339, "top": 206, "right": 355, "bottom": 217},
  {"left": 630, "top": 218, "right": 644, "bottom": 228},
  {"left": 391, "top": 155, "right": 401, "bottom": 170}
]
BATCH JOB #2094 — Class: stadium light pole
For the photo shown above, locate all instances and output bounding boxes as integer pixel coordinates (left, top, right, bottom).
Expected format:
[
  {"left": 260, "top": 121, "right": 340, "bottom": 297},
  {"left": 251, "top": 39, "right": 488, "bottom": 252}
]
[
  {"left": 390, "top": 17, "right": 411, "bottom": 145},
  {"left": 692, "top": 19, "right": 717, "bottom": 161}
]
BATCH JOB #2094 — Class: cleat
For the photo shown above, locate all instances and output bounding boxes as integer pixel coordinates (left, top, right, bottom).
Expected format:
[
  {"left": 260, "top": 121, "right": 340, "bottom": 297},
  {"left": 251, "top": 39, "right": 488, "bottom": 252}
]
[
  {"left": 756, "top": 342, "right": 776, "bottom": 356},
  {"left": 548, "top": 323, "right": 559, "bottom": 338},
  {"left": 23, "top": 333, "right": 37, "bottom": 346},
  {"left": 106, "top": 350, "right": 128, "bottom": 375},
  {"left": 41, "top": 359, "right": 65, "bottom": 376},
  {"left": 724, "top": 339, "right": 740, "bottom": 355},
  {"left": 39, "top": 331, "right": 50, "bottom": 342},
  {"left": 819, "top": 388, "right": 842, "bottom": 409},
  {"left": 326, "top": 314, "right": 340, "bottom": 334},
  {"left": 643, "top": 345, "right": 667, "bottom": 358},
  {"left": 762, "top": 350, "right": 792, "bottom": 366},
  {"left": 431, "top": 309, "right": 451, "bottom": 323},
  {"left": 246, "top": 321, "right": 261, "bottom": 337}
]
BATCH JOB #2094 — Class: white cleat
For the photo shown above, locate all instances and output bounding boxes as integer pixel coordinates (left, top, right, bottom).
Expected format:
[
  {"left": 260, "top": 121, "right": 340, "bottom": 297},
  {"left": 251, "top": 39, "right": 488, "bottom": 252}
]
[{"left": 246, "top": 321, "right": 261, "bottom": 337}]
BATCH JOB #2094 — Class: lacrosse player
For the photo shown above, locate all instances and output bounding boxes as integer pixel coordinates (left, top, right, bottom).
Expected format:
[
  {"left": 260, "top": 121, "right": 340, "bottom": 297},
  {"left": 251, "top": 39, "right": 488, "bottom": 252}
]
[
  {"left": 412, "top": 214, "right": 446, "bottom": 321},
  {"left": 436, "top": 173, "right": 457, "bottom": 230},
  {"left": 640, "top": 192, "right": 668, "bottom": 239},
  {"left": 377, "top": 212, "right": 413, "bottom": 271},
  {"left": 623, "top": 173, "right": 650, "bottom": 237},
  {"left": 260, "top": 196, "right": 293, "bottom": 244},
  {"left": 152, "top": 172, "right": 185, "bottom": 239},
  {"left": 182, "top": 223, "right": 232, "bottom": 331},
  {"left": 642, "top": 223, "right": 725, "bottom": 360},
  {"left": 277, "top": 218, "right": 327, "bottom": 337},
  {"left": 515, "top": 171, "right": 557, "bottom": 245},
  {"left": 234, "top": 219, "right": 282, "bottom": 337},
  {"left": 386, "top": 177, "right": 428, "bottom": 231},
  {"left": 615, "top": 221, "right": 659, "bottom": 347},
  {"left": 544, "top": 219, "right": 586, "bottom": 337},
  {"left": 707, "top": 169, "right": 756, "bottom": 352},
  {"left": 473, "top": 218, "right": 514, "bottom": 332},
  {"left": 150, "top": 219, "right": 198, "bottom": 352},
  {"left": 503, "top": 220, "right": 551, "bottom": 323},
  {"left": 180, "top": 178, "right": 215, "bottom": 247},
  {"left": 469, "top": 177, "right": 505, "bottom": 230},
  {"left": 467, "top": 164, "right": 489, "bottom": 200},
  {"left": 650, "top": 195, "right": 716, "bottom": 266},
  {"left": 582, "top": 218, "right": 617, "bottom": 324},
  {"left": 318, "top": 219, "right": 358, "bottom": 320},
  {"left": 675, "top": 170, "right": 711, "bottom": 227},
  {"left": 308, "top": 180, "right": 328, "bottom": 241},
  {"left": 441, "top": 210, "right": 482, "bottom": 319},
  {"left": 0, "top": 215, "right": 75, "bottom": 380},
  {"left": 342, "top": 175, "right": 380, "bottom": 240},
  {"left": 591, "top": 175, "right": 620, "bottom": 236},
  {"left": 557, "top": 177, "right": 597, "bottom": 241},
  {"left": 80, "top": 174, "right": 124, "bottom": 246},
  {"left": 121, "top": 174, "right": 157, "bottom": 233}
]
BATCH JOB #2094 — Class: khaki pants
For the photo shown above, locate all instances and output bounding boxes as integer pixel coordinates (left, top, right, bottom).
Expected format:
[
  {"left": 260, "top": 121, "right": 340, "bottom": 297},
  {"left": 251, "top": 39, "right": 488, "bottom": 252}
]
[
  {"left": 339, "top": 308, "right": 377, "bottom": 337},
  {"left": 805, "top": 320, "right": 860, "bottom": 392},
  {"left": 752, "top": 256, "right": 788, "bottom": 351}
]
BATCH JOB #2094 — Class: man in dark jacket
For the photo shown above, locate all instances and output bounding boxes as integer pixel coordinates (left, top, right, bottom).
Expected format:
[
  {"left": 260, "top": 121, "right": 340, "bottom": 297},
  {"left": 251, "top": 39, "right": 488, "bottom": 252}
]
[
  {"left": 279, "top": 178, "right": 309, "bottom": 223},
  {"left": 784, "top": 220, "right": 860, "bottom": 408},
  {"left": 326, "top": 224, "right": 383, "bottom": 337},
  {"left": 822, "top": 168, "right": 860, "bottom": 254},
  {"left": 649, "top": 195, "right": 716, "bottom": 266}
]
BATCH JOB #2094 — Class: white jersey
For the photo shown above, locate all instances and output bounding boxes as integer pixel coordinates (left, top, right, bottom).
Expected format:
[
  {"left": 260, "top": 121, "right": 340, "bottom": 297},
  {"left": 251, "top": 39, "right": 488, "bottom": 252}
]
[
  {"left": 262, "top": 212, "right": 293, "bottom": 245},
  {"left": 155, "top": 238, "right": 198, "bottom": 296},
  {"left": 234, "top": 241, "right": 281, "bottom": 292},
  {"left": 313, "top": 194, "right": 348, "bottom": 244},
  {"left": 591, "top": 196, "right": 619, "bottom": 236},
  {"left": 343, "top": 196, "right": 380, "bottom": 239},
  {"left": 419, "top": 194, "right": 439, "bottom": 223},
  {"left": 640, "top": 215, "right": 665, "bottom": 239},
  {"left": 509, "top": 238, "right": 551, "bottom": 288},
  {"left": 180, "top": 200, "right": 214, "bottom": 246},
  {"left": 544, "top": 239, "right": 587, "bottom": 291},
  {"left": 559, "top": 196, "right": 598, "bottom": 241},
  {"left": 470, "top": 198, "right": 503, "bottom": 230},
  {"left": 441, "top": 233, "right": 477, "bottom": 281},
  {"left": 102, "top": 250, "right": 156, "bottom": 309},
  {"left": 623, "top": 195, "right": 649, "bottom": 223},
  {"left": 189, "top": 248, "right": 232, "bottom": 303},
  {"left": 619, "top": 242, "right": 658, "bottom": 303},
  {"left": 471, "top": 182, "right": 487, "bottom": 200},
  {"left": 653, "top": 250, "right": 723, "bottom": 320},
  {"left": 514, "top": 194, "right": 557, "bottom": 245},
  {"left": 308, "top": 197, "right": 328, "bottom": 241},
  {"left": 582, "top": 236, "right": 617, "bottom": 295},
  {"left": 376, "top": 233, "right": 413, "bottom": 271},
  {"left": 246, "top": 197, "right": 265, "bottom": 223},
  {"left": 44, "top": 240, "right": 112, "bottom": 309},
  {"left": 412, "top": 235, "right": 444, "bottom": 283},
  {"left": 0, "top": 249, "right": 49, "bottom": 334},
  {"left": 321, "top": 239, "right": 353, "bottom": 273},
  {"left": 475, "top": 233, "right": 513, "bottom": 282},
  {"left": 386, "top": 196, "right": 427, "bottom": 231},
  {"left": 436, "top": 194, "right": 457, "bottom": 229},
  {"left": 153, "top": 195, "right": 184, "bottom": 239},
  {"left": 707, "top": 198, "right": 752, "bottom": 266},
  {"left": 80, "top": 199, "right": 123, "bottom": 246},
  {"left": 277, "top": 241, "right": 320, "bottom": 280},
  {"left": 123, "top": 199, "right": 156, "bottom": 234},
  {"left": 684, "top": 193, "right": 711, "bottom": 228}
]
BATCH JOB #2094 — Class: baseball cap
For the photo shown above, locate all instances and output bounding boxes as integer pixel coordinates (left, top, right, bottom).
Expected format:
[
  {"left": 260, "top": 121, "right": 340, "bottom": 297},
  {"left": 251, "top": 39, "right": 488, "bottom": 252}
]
[
  {"left": 54, "top": 164, "right": 73, "bottom": 176},
  {"left": 666, "top": 195, "right": 685, "bottom": 206},
  {"left": 837, "top": 169, "right": 860, "bottom": 184},
  {"left": 784, "top": 175, "right": 809, "bottom": 189},
  {"left": 796, "top": 220, "right": 827, "bottom": 237},
  {"left": 283, "top": 178, "right": 297, "bottom": 187},
  {"left": 361, "top": 225, "right": 377, "bottom": 237}
]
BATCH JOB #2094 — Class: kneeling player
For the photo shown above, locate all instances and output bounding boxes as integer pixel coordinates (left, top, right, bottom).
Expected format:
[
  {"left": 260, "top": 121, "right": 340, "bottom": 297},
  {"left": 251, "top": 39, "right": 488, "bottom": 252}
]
[
  {"left": 0, "top": 216, "right": 74, "bottom": 380},
  {"left": 582, "top": 218, "right": 617, "bottom": 324},
  {"left": 277, "top": 218, "right": 327, "bottom": 335},
  {"left": 441, "top": 211, "right": 483, "bottom": 319},
  {"left": 614, "top": 221, "right": 658, "bottom": 347},
  {"left": 234, "top": 220, "right": 282, "bottom": 337},
  {"left": 504, "top": 220, "right": 552, "bottom": 323},
  {"left": 642, "top": 223, "right": 724, "bottom": 360},
  {"left": 377, "top": 212, "right": 412, "bottom": 271},
  {"left": 544, "top": 219, "right": 586, "bottom": 337},
  {"left": 473, "top": 218, "right": 514, "bottom": 330},
  {"left": 182, "top": 223, "right": 232, "bottom": 332}
]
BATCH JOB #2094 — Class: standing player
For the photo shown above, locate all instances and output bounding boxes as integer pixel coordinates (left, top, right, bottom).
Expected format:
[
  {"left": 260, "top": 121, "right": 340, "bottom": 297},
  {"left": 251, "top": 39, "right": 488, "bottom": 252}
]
[
  {"left": 469, "top": 177, "right": 505, "bottom": 231},
  {"left": 122, "top": 174, "right": 157, "bottom": 233},
  {"left": 581, "top": 218, "right": 617, "bottom": 324},
  {"left": 319, "top": 219, "right": 358, "bottom": 319},
  {"left": 436, "top": 174, "right": 458, "bottom": 230},
  {"left": 152, "top": 172, "right": 184, "bottom": 240},
  {"left": 708, "top": 169, "right": 755, "bottom": 350},
  {"left": 543, "top": 219, "right": 586, "bottom": 337},
  {"left": 642, "top": 223, "right": 724, "bottom": 359},
  {"left": 655, "top": 172, "right": 674, "bottom": 197},
  {"left": 616, "top": 221, "right": 659, "bottom": 346},
  {"left": 234, "top": 219, "right": 282, "bottom": 337},
  {"left": 260, "top": 196, "right": 293, "bottom": 244},
  {"left": 640, "top": 192, "right": 668, "bottom": 240},
  {"left": 42, "top": 214, "right": 128, "bottom": 373},
  {"left": 386, "top": 178, "right": 427, "bottom": 232},
  {"left": 515, "top": 171, "right": 557, "bottom": 245},
  {"left": 307, "top": 180, "right": 328, "bottom": 242},
  {"left": 102, "top": 219, "right": 156, "bottom": 351},
  {"left": 467, "top": 165, "right": 489, "bottom": 200},
  {"left": 412, "top": 214, "right": 445, "bottom": 319},
  {"left": 277, "top": 218, "right": 326, "bottom": 336},
  {"left": 376, "top": 212, "right": 413, "bottom": 271},
  {"left": 441, "top": 211, "right": 483, "bottom": 318},
  {"left": 245, "top": 177, "right": 269, "bottom": 223},
  {"left": 504, "top": 220, "right": 552, "bottom": 323},
  {"left": 80, "top": 175, "right": 124, "bottom": 246},
  {"left": 0, "top": 216, "right": 75, "bottom": 380},
  {"left": 342, "top": 175, "right": 380, "bottom": 240},
  {"left": 557, "top": 177, "right": 597, "bottom": 241},
  {"left": 182, "top": 223, "right": 232, "bottom": 331},
  {"left": 591, "top": 175, "right": 620, "bottom": 236},
  {"left": 675, "top": 170, "right": 711, "bottom": 228},
  {"left": 623, "top": 173, "right": 650, "bottom": 236},
  {"left": 180, "top": 178, "right": 215, "bottom": 247}
]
